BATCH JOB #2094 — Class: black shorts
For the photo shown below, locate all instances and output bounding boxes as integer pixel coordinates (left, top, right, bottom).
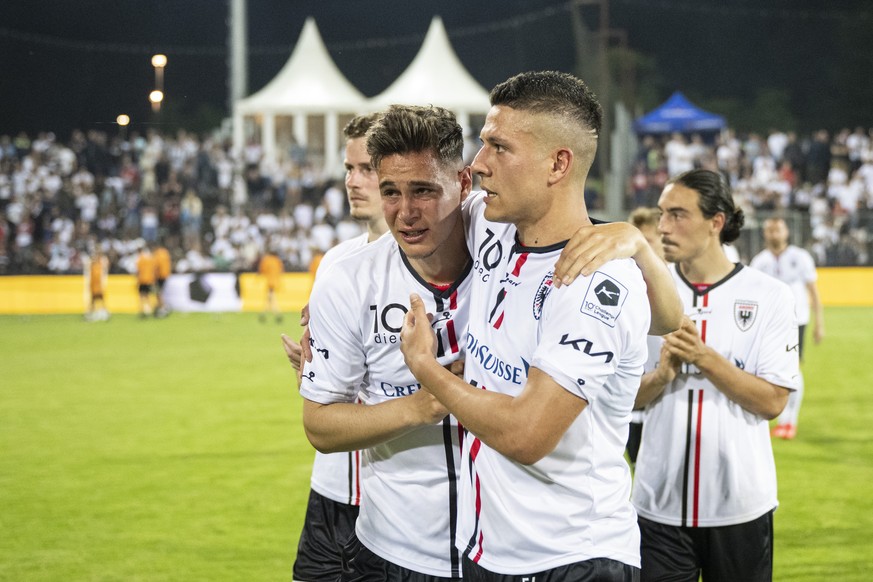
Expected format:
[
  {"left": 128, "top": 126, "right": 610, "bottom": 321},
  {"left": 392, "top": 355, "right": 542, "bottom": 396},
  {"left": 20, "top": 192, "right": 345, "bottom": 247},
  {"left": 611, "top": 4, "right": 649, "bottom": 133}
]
[
  {"left": 463, "top": 556, "right": 639, "bottom": 581},
  {"left": 638, "top": 510, "right": 774, "bottom": 582},
  {"left": 156, "top": 277, "right": 167, "bottom": 291},
  {"left": 293, "top": 489, "right": 359, "bottom": 582},
  {"left": 138, "top": 283, "right": 153, "bottom": 295},
  {"left": 340, "top": 532, "right": 460, "bottom": 582}
]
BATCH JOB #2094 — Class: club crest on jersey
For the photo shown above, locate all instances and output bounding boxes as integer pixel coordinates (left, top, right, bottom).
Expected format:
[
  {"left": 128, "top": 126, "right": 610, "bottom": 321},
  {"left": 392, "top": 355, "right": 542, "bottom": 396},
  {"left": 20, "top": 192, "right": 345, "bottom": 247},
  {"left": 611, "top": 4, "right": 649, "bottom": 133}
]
[
  {"left": 532, "top": 271, "right": 554, "bottom": 320},
  {"left": 734, "top": 300, "right": 758, "bottom": 331},
  {"left": 581, "top": 271, "right": 628, "bottom": 327}
]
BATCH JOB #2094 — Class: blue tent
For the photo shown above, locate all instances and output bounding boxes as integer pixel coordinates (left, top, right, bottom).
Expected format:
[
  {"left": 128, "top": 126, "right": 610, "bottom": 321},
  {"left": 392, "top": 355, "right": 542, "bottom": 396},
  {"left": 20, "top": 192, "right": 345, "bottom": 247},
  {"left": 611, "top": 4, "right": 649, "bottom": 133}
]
[{"left": 634, "top": 92, "right": 726, "bottom": 134}]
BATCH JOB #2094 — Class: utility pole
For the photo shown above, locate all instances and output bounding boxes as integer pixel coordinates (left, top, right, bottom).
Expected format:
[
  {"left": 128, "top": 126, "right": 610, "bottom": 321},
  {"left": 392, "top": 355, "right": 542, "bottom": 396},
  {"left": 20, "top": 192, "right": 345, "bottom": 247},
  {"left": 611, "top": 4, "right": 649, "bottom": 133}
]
[
  {"left": 570, "top": 0, "right": 611, "bottom": 209},
  {"left": 228, "top": 0, "right": 248, "bottom": 113}
]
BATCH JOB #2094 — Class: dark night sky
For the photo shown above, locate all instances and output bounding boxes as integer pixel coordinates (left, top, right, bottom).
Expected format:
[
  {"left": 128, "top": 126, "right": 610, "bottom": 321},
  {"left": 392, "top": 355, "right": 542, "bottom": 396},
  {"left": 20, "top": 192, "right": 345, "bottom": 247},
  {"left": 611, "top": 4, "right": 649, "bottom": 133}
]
[{"left": 2, "top": 0, "right": 871, "bottom": 138}]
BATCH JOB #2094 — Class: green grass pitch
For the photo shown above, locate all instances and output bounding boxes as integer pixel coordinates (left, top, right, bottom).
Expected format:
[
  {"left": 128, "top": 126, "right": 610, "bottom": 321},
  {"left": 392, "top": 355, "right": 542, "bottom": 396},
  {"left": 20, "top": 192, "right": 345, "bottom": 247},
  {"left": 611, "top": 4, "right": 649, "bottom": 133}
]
[{"left": 2, "top": 307, "right": 872, "bottom": 580}]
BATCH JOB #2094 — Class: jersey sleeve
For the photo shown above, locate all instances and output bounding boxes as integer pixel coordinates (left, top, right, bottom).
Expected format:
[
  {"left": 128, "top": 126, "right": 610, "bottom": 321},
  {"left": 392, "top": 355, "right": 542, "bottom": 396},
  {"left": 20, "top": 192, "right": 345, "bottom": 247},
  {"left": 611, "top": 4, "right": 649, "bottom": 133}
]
[
  {"left": 799, "top": 249, "right": 818, "bottom": 283},
  {"left": 299, "top": 267, "right": 368, "bottom": 404},
  {"left": 532, "top": 262, "right": 650, "bottom": 404},
  {"left": 754, "top": 280, "right": 801, "bottom": 391}
]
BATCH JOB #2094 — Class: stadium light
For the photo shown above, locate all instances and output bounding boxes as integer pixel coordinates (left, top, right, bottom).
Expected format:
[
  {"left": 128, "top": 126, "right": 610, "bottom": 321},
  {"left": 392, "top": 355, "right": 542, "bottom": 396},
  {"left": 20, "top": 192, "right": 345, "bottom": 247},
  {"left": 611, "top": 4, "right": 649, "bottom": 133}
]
[
  {"left": 116, "top": 114, "right": 130, "bottom": 126},
  {"left": 151, "top": 54, "right": 167, "bottom": 113},
  {"left": 149, "top": 90, "right": 164, "bottom": 113}
]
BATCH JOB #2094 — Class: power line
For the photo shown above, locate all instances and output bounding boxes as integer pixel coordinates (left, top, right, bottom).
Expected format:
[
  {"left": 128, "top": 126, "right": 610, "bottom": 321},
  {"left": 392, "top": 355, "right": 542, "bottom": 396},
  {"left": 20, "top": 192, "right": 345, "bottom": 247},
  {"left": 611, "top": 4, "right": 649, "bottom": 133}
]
[
  {"left": 0, "top": 3, "right": 572, "bottom": 56},
  {"left": 613, "top": 0, "right": 871, "bottom": 20}
]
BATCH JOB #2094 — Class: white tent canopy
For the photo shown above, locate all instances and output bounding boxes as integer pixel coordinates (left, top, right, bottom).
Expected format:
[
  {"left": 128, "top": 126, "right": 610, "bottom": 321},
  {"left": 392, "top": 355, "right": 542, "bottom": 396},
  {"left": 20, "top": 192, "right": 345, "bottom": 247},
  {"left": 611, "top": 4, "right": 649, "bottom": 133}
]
[
  {"left": 233, "top": 17, "right": 366, "bottom": 172},
  {"left": 366, "top": 16, "right": 491, "bottom": 133}
]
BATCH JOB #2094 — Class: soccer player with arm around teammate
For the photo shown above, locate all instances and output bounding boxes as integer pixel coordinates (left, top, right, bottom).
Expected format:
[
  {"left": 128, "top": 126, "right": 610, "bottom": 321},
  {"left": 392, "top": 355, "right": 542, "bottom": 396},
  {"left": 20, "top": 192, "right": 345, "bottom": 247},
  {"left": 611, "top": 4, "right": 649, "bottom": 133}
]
[
  {"left": 750, "top": 216, "right": 824, "bottom": 439},
  {"left": 632, "top": 169, "right": 800, "bottom": 582},
  {"left": 401, "top": 70, "right": 680, "bottom": 581}
]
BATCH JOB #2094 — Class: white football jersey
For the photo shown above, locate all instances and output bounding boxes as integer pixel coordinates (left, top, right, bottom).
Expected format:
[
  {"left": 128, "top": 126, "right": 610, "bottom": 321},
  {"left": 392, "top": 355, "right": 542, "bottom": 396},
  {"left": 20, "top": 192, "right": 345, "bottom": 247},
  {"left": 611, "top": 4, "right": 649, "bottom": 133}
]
[
  {"left": 457, "top": 192, "right": 650, "bottom": 574},
  {"left": 307, "top": 232, "right": 371, "bottom": 506},
  {"left": 300, "top": 234, "right": 472, "bottom": 578},
  {"left": 632, "top": 264, "right": 800, "bottom": 527},
  {"left": 750, "top": 245, "right": 817, "bottom": 325}
]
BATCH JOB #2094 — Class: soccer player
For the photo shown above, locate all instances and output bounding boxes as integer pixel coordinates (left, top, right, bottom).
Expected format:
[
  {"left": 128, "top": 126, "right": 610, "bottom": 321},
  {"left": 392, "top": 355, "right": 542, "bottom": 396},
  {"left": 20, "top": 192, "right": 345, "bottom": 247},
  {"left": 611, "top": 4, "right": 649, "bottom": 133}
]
[
  {"left": 626, "top": 207, "right": 667, "bottom": 466},
  {"left": 282, "top": 113, "right": 389, "bottom": 582},
  {"left": 750, "top": 216, "right": 825, "bottom": 439},
  {"left": 83, "top": 245, "right": 110, "bottom": 321},
  {"left": 136, "top": 243, "right": 157, "bottom": 318},
  {"left": 401, "top": 71, "right": 680, "bottom": 580},
  {"left": 632, "top": 169, "right": 800, "bottom": 582},
  {"left": 299, "top": 105, "right": 472, "bottom": 580},
  {"left": 258, "top": 241, "right": 284, "bottom": 323},
  {"left": 153, "top": 241, "right": 172, "bottom": 317}
]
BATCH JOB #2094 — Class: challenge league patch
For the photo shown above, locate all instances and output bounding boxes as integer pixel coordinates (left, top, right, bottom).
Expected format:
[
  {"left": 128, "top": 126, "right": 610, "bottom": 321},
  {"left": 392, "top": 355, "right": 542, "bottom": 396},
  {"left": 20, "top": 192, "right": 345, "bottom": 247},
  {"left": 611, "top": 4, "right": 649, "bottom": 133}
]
[{"left": 580, "top": 271, "right": 628, "bottom": 327}]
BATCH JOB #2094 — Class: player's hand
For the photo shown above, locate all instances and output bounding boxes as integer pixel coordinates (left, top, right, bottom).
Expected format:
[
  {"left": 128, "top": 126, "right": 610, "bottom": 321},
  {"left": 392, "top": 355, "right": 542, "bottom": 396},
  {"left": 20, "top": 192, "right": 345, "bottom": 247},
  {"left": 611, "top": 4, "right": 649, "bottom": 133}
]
[
  {"left": 281, "top": 333, "right": 305, "bottom": 389},
  {"left": 300, "top": 327, "right": 313, "bottom": 364},
  {"left": 655, "top": 341, "right": 681, "bottom": 384},
  {"left": 814, "top": 325, "right": 824, "bottom": 345},
  {"left": 300, "top": 303, "right": 310, "bottom": 326},
  {"left": 446, "top": 358, "right": 465, "bottom": 379},
  {"left": 281, "top": 334, "right": 303, "bottom": 371},
  {"left": 400, "top": 293, "right": 437, "bottom": 373},
  {"left": 663, "top": 316, "right": 708, "bottom": 365},
  {"left": 554, "top": 222, "right": 645, "bottom": 287},
  {"left": 409, "top": 386, "right": 450, "bottom": 425}
]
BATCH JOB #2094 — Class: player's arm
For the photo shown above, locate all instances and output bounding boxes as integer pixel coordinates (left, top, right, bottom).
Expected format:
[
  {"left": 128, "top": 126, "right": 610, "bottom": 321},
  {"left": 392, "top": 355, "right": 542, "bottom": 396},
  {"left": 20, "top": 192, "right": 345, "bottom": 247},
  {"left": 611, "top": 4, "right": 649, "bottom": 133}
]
[
  {"left": 302, "top": 392, "right": 449, "bottom": 454},
  {"left": 807, "top": 280, "right": 825, "bottom": 344},
  {"left": 635, "top": 342, "right": 680, "bottom": 409},
  {"left": 664, "top": 316, "right": 790, "bottom": 419},
  {"left": 401, "top": 294, "right": 586, "bottom": 465},
  {"left": 553, "top": 222, "right": 682, "bottom": 335}
]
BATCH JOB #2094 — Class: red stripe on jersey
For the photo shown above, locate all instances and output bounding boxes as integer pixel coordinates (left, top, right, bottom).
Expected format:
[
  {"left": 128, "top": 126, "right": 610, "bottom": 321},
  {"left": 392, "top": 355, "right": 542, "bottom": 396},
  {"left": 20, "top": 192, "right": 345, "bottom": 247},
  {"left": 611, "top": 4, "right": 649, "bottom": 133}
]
[
  {"left": 473, "top": 529, "right": 485, "bottom": 563},
  {"left": 511, "top": 253, "right": 529, "bottom": 276},
  {"left": 470, "top": 437, "right": 482, "bottom": 462},
  {"left": 493, "top": 311, "right": 504, "bottom": 330},
  {"left": 450, "top": 289, "right": 458, "bottom": 310},
  {"left": 447, "top": 319, "right": 459, "bottom": 353},
  {"left": 354, "top": 449, "right": 362, "bottom": 505},
  {"left": 692, "top": 390, "right": 704, "bottom": 527},
  {"left": 703, "top": 292, "right": 709, "bottom": 308},
  {"left": 700, "top": 319, "right": 707, "bottom": 343}
]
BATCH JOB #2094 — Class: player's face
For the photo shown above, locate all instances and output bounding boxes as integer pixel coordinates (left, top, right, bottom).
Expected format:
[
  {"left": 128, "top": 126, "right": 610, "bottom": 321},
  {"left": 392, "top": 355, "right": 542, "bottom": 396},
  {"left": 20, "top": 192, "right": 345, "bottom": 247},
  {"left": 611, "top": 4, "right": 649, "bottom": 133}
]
[
  {"left": 657, "top": 183, "right": 719, "bottom": 264},
  {"left": 344, "top": 137, "right": 382, "bottom": 222},
  {"left": 762, "top": 218, "right": 789, "bottom": 250},
  {"left": 471, "top": 105, "right": 552, "bottom": 230},
  {"left": 378, "top": 151, "right": 471, "bottom": 262}
]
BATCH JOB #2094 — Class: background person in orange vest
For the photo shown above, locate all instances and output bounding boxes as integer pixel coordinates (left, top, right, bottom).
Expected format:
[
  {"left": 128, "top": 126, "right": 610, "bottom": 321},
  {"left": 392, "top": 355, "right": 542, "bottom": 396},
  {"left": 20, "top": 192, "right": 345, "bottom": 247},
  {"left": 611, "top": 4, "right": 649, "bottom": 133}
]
[
  {"left": 83, "top": 245, "right": 110, "bottom": 321},
  {"left": 153, "top": 241, "right": 172, "bottom": 318},
  {"left": 136, "top": 243, "right": 158, "bottom": 318},
  {"left": 258, "top": 240, "right": 284, "bottom": 323}
]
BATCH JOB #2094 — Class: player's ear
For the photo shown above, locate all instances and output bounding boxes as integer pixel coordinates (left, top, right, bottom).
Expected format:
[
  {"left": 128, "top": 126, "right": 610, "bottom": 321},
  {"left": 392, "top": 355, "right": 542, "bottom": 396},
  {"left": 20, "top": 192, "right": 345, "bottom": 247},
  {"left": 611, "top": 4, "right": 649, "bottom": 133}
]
[
  {"left": 459, "top": 165, "right": 473, "bottom": 202},
  {"left": 547, "top": 148, "right": 573, "bottom": 185}
]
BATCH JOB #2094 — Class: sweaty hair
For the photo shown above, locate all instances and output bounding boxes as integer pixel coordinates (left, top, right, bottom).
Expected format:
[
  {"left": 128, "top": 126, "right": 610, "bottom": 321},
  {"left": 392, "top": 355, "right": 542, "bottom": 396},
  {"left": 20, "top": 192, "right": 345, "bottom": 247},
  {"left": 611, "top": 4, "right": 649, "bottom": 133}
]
[
  {"left": 668, "top": 169, "right": 745, "bottom": 243},
  {"left": 489, "top": 70, "right": 602, "bottom": 136},
  {"left": 343, "top": 112, "right": 380, "bottom": 140},
  {"left": 365, "top": 105, "right": 464, "bottom": 170},
  {"left": 628, "top": 207, "right": 661, "bottom": 229}
]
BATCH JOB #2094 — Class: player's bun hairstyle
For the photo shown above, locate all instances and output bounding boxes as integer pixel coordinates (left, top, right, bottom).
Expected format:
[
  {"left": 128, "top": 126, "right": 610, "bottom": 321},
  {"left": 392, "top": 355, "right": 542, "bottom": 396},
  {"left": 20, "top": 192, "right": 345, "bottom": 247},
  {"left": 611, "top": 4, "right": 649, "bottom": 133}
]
[
  {"left": 669, "top": 169, "right": 745, "bottom": 244},
  {"left": 489, "top": 70, "right": 602, "bottom": 136},
  {"left": 343, "top": 112, "right": 381, "bottom": 140},
  {"left": 365, "top": 105, "right": 464, "bottom": 170}
]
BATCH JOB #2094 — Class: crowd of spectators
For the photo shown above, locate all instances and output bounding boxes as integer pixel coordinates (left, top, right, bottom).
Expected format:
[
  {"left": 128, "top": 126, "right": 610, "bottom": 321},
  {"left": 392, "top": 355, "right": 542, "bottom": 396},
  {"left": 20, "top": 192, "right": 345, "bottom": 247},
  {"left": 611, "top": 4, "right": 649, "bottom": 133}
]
[
  {"left": 0, "top": 129, "right": 364, "bottom": 276},
  {"left": 1, "top": 125, "right": 871, "bottom": 277},
  {"left": 631, "top": 128, "right": 873, "bottom": 265}
]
